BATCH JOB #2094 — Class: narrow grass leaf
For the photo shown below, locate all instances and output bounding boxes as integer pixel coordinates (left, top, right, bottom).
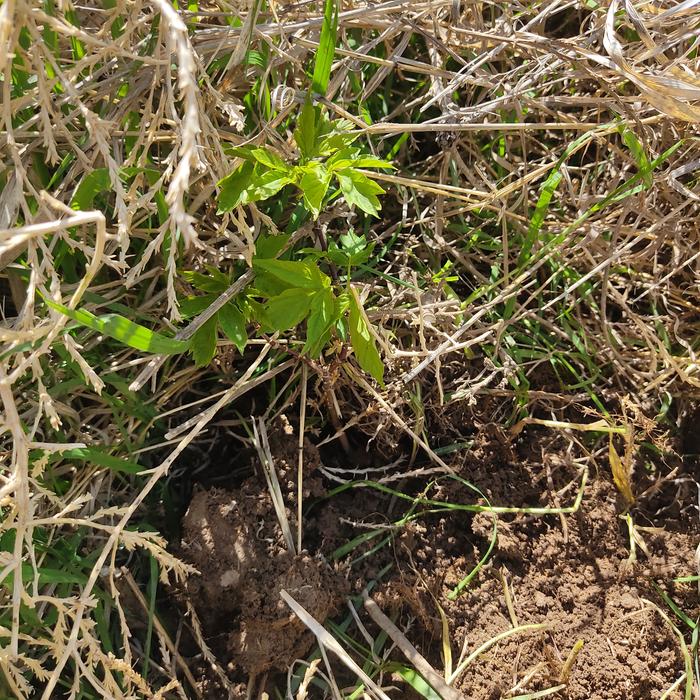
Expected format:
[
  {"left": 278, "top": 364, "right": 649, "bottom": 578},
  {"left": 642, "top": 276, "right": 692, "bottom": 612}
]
[
  {"left": 71, "top": 168, "right": 111, "bottom": 210},
  {"left": 311, "top": 0, "right": 339, "bottom": 96},
  {"left": 44, "top": 299, "right": 189, "bottom": 354},
  {"left": 59, "top": 447, "right": 144, "bottom": 474},
  {"left": 391, "top": 666, "right": 443, "bottom": 700}
]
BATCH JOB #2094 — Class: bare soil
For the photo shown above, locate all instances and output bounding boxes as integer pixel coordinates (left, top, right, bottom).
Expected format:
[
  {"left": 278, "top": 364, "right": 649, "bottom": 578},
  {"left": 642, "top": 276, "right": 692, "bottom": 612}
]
[{"left": 175, "top": 417, "right": 699, "bottom": 699}]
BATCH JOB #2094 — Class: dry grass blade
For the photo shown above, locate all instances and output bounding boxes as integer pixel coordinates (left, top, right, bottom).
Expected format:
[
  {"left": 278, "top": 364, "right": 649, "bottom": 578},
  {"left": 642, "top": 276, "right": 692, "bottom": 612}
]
[
  {"left": 280, "top": 589, "right": 392, "bottom": 700},
  {"left": 252, "top": 417, "right": 296, "bottom": 554},
  {"left": 363, "top": 594, "right": 465, "bottom": 700}
]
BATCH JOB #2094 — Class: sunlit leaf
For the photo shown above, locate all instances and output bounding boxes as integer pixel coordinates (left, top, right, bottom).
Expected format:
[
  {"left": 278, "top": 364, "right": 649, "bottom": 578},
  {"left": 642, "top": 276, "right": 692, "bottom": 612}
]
[
  {"left": 348, "top": 287, "right": 384, "bottom": 385},
  {"left": 44, "top": 299, "right": 189, "bottom": 355}
]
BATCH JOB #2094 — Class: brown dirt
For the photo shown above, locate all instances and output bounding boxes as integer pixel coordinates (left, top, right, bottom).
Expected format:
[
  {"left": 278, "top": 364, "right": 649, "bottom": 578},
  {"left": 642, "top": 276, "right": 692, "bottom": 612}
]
[
  {"left": 174, "top": 416, "right": 699, "bottom": 699},
  {"left": 176, "top": 418, "right": 346, "bottom": 692},
  {"left": 375, "top": 431, "right": 699, "bottom": 700}
]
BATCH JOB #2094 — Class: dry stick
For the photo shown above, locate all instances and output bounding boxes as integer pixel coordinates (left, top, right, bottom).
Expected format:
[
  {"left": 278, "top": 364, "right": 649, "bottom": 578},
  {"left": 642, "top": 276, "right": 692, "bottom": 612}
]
[
  {"left": 363, "top": 594, "right": 466, "bottom": 700},
  {"left": 128, "top": 268, "right": 254, "bottom": 392},
  {"left": 119, "top": 568, "right": 202, "bottom": 699}
]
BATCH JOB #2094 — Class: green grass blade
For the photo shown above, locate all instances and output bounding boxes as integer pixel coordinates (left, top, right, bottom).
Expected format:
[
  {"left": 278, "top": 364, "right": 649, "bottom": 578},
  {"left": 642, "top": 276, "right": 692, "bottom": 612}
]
[
  {"left": 58, "top": 447, "right": 145, "bottom": 474},
  {"left": 44, "top": 299, "right": 190, "bottom": 355},
  {"left": 311, "top": 0, "right": 339, "bottom": 96}
]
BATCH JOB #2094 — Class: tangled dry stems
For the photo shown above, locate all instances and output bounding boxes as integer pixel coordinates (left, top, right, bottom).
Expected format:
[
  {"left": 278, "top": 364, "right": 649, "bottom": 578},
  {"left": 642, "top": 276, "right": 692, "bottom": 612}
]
[{"left": 1, "top": 0, "right": 699, "bottom": 696}]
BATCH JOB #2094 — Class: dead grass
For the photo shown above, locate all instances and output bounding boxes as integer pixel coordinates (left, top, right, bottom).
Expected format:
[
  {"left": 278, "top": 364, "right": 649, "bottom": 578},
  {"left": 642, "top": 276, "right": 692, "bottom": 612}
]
[{"left": 1, "top": 0, "right": 699, "bottom": 697}]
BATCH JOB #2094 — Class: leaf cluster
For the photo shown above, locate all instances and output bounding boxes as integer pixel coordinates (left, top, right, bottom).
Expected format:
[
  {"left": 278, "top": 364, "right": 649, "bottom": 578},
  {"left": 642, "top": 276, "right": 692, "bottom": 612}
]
[{"left": 218, "top": 105, "right": 393, "bottom": 219}]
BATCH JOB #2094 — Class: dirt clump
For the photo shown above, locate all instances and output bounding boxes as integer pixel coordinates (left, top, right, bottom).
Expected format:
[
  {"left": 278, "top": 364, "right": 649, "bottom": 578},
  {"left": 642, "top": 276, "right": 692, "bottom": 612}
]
[{"left": 176, "top": 420, "right": 345, "bottom": 682}]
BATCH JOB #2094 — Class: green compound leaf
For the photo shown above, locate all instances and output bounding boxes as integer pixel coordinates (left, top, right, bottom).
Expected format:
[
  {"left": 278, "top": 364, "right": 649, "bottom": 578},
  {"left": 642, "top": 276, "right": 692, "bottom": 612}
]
[
  {"left": 336, "top": 168, "right": 385, "bottom": 217},
  {"left": 253, "top": 258, "right": 329, "bottom": 290},
  {"left": 265, "top": 288, "right": 315, "bottom": 331}
]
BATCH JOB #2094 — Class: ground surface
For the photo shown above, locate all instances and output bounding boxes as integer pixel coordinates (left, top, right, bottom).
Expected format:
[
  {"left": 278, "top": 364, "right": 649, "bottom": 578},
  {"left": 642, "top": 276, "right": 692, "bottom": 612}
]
[{"left": 175, "top": 419, "right": 698, "bottom": 699}]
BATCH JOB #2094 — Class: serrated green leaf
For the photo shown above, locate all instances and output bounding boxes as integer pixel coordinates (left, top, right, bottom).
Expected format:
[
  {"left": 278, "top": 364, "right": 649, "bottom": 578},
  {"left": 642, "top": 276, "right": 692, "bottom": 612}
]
[
  {"left": 348, "top": 287, "right": 384, "bottom": 385},
  {"left": 299, "top": 162, "right": 331, "bottom": 218},
  {"left": 253, "top": 258, "right": 329, "bottom": 290},
  {"left": 219, "top": 302, "right": 247, "bottom": 353},
  {"left": 250, "top": 147, "right": 288, "bottom": 171},
  {"left": 44, "top": 299, "right": 189, "bottom": 355},
  {"left": 305, "top": 288, "right": 335, "bottom": 356},
  {"left": 227, "top": 146, "right": 288, "bottom": 172},
  {"left": 328, "top": 230, "right": 375, "bottom": 266},
  {"left": 336, "top": 168, "right": 385, "bottom": 217},
  {"left": 328, "top": 152, "right": 394, "bottom": 172},
  {"left": 217, "top": 161, "right": 255, "bottom": 212},
  {"left": 295, "top": 100, "right": 317, "bottom": 160},
  {"left": 265, "top": 288, "right": 315, "bottom": 331},
  {"left": 182, "top": 269, "right": 229, "bottom": 293},
  {"left": 248, "top": 168, "right": 293, "bottom": 202},
  {"left": 178, "top": 294, "right": 217, "bottom": 319},
  {"left": 190, "top": 313, "right": 218, "bottom": 367},
  {"left": 317, "top": 128, "right": 360, "bottom": 156},
  {"left": 311, "top": 0, "right": 339, "bottom": 96},
  {"left": 255, "top": 233, "right": 291, "bottom": 259}
]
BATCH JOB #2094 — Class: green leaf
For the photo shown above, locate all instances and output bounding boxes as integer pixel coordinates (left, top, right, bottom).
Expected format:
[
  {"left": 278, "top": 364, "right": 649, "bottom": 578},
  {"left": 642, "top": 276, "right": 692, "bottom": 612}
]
[
  {"left": 253, "top": 258, "right": 329, "bottom": 290},
  {"left": 295, "top": 100, "right": 317, "bottom": 160},
  {"left": 336, "top": 168, "right": 385, "bottom": 217},
  {"left": 217, "top": 161, "right": 255, "bottom": 212},
  {"left": 391, "top": 666, "right": 443, "bottom": 700},
  {"left": 71, "top": 169, "right": 111, "bottom": 210},
  {"left": 347, "top": 287, "right": 384, "bottom": 385},
  {"left": 219, "top": 302, "right": 247, "bottom": 354},
  {"left": 618, "top": 123, "right": 652, "bottom": 187},
  {"left": 182, "top": 269, "right": 230, "bottom": 293},
  {"left": 255, "top": 233, "right": 290, "bottom": 259},
  {"left": 305, "top": 288, "right": 335, "bottom": 356},
  {"left": 328, "top": 230, "right": 375, "bottom": 266},
  {"left": 519, "top": 169, "right": 562, "bottom": 265},
  {"left": 249, "top": 147, "right": 288, "bottom": 171},
  {"left": 352, "top": 157, "right": 395, "bottom": 169},
  {"left": 248, "top": 167, "right": 293, "bottom": 201},
  {"left": 298, "top": 162, "right": 331, "bottom": 218},
  {"left": 328, "top": 151, "right": 394, "bottom": 171},
  {"left": 265, "top": 288, "right": 315, "bottom": 331},
  {"left": 317, "top": 124, "right": 360, "bottom": 156},
  {"left": 59, "top": 447, "right": 144, "bottom": 474},
  {"left": 227, "top": 146, "right": 288, "bottom": 171},
  {"left": 190, "top": 313, "right": 218, "bottom": 367},
  {"left": 44, "top": 299, "right": 189, "bottom": 355},
  {"left": 312, "top": 0, "right": 339, "bottom": 96},
  {"left": 178, "top": 294, "right": 217, "bottom": 319}
]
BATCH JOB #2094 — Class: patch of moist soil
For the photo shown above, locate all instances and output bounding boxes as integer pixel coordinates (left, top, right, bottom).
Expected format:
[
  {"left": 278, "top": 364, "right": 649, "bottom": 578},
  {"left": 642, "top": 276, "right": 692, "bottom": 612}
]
[
  {"left": 175, "top": 418, "right": 347, "bottom": 695},
  {"left": 377, "top": 429, "right": 699, "bottom": 700}
]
